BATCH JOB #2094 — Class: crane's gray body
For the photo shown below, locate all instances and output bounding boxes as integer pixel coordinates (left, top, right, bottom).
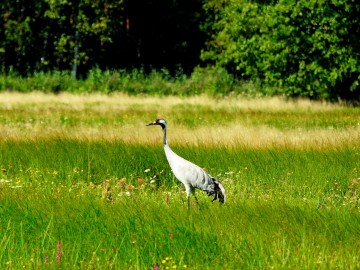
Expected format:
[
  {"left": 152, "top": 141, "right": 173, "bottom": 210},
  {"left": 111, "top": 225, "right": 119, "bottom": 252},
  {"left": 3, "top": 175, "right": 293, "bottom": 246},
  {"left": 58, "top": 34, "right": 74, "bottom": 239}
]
[
  {"left": 147, "top": 118, "right": 226, "bottom": 206},
  {"left": 165, "top": 144, "right": 215, "bottom": 194}
]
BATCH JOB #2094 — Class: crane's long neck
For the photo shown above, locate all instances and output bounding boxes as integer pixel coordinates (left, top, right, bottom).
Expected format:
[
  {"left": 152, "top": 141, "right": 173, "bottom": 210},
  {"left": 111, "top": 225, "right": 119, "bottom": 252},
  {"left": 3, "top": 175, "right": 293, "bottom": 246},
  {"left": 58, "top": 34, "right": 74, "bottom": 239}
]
[{"left": 162, "top": 125, "right": 168, "bottom": 145}]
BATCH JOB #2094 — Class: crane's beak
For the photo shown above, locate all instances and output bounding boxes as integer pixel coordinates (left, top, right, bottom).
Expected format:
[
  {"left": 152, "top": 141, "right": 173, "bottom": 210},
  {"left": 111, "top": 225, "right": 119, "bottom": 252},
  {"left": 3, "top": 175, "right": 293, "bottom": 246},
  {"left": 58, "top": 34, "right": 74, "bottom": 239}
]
[{"left": 146, "top": 121, "right": 156, "bottom": 126}]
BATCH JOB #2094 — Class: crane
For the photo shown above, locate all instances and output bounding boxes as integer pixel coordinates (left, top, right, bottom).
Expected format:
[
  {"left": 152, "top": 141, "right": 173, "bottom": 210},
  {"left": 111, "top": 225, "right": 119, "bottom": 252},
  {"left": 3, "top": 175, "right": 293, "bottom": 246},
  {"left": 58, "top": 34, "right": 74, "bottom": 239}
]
[{"left": 147, "top": 118, "right": 226, "bottom": 208}]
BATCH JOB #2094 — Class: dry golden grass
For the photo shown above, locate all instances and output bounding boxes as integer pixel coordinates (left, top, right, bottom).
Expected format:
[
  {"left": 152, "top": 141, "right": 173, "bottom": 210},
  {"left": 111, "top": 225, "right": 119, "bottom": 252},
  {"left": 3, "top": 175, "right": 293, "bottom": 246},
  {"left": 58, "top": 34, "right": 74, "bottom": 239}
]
[
  {"left": 0, "top": 92, "right": 359, "bottom": 149},
  {"left": 0, "top": 91, "right": 343, "bottom": 112}
]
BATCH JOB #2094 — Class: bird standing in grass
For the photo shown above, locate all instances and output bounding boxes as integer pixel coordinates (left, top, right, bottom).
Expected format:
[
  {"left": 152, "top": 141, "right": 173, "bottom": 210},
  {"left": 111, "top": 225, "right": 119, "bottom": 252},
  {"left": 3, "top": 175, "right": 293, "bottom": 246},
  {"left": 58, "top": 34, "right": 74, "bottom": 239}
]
[{"left": 147, "top": 118, "right": 226, "bottom": 208}]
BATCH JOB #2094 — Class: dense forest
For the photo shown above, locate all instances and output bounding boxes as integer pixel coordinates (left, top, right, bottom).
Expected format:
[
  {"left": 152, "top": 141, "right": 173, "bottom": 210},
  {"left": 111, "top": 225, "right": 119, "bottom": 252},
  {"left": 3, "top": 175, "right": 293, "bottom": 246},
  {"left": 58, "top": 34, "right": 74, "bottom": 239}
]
[
  {"left": 1, "top": 0, "right": 360, "bottom": 101},
  {"left": 1, "top": 0, "right": 205, "bottom": 75}
]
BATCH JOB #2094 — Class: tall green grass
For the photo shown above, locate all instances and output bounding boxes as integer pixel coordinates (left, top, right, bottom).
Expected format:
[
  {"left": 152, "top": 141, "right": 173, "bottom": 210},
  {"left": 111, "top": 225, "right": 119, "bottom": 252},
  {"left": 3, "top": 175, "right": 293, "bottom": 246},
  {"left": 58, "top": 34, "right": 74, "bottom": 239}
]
[
  {"left": 0, "top": 94, "right": 359, "bottom": 269},
  {"left": 0, "top": 140, "right": 359, "bottom": 269}
]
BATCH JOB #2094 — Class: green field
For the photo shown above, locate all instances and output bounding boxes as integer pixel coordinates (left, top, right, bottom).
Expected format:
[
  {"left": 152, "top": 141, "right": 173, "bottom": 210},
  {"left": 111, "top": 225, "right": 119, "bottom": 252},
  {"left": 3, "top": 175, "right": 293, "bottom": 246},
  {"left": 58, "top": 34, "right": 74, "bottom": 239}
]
[{"left": 0, "top": 92, "right": 359, "bottom": 269}]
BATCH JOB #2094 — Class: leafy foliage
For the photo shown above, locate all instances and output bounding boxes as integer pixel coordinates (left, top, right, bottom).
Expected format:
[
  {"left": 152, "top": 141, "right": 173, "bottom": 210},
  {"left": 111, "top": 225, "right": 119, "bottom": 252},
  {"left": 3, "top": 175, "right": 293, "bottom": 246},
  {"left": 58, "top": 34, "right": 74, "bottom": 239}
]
[
  {"left": 202, "top": 0, "right": 360, "bottom": 100},
  {"left": 0, "top": 67, "right": 259, "bottom": 96},
  {"left": 44, "top": 0, "right": 125, "bottom": 74},
  {"left": 1, "top": 0, "right": 360, "bottom": 100}
]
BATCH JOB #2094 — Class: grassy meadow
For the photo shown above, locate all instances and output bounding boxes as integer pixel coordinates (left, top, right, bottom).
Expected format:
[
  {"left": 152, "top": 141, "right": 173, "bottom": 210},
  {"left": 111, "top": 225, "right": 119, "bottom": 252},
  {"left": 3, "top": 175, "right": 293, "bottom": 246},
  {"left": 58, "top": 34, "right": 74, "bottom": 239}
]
[{"left": 0, "top": 92, "right": 359, "bottom": 269}]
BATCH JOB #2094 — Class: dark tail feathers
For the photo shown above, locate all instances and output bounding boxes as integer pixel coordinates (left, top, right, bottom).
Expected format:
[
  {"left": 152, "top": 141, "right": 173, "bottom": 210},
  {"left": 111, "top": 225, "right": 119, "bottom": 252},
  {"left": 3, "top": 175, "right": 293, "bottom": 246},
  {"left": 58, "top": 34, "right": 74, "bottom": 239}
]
[{"left": 208, "top": 177, "right": 226, "bottom": 203}]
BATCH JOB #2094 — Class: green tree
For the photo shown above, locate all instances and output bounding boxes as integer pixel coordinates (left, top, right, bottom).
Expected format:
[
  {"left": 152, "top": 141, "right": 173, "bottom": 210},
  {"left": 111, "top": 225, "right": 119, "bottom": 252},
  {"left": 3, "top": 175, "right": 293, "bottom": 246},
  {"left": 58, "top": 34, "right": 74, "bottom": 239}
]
[
  {"left": 44, "top": 0, "right": 126, "bottom": 77},
  {"left": 202, "top": 0, "right": 360, "bottom": 101},
  {"left": 1, "top": 0, "right": 50, "bottom": 74}
]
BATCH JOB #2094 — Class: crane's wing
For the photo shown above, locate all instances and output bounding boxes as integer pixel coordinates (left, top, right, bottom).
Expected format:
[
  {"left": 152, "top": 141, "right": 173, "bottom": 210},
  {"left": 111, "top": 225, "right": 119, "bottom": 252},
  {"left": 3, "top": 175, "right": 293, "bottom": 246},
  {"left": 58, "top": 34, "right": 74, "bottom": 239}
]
[{"left": 164, "top": 145, "right": 226, "bottom": 203}]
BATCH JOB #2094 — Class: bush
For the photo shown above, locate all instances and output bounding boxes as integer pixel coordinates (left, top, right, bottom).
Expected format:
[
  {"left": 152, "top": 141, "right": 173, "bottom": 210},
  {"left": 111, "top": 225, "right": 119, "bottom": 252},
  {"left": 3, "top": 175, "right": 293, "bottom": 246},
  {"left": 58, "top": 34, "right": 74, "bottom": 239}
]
[{"left": 0, "top": 67, "right": 259, "bottom": 97}]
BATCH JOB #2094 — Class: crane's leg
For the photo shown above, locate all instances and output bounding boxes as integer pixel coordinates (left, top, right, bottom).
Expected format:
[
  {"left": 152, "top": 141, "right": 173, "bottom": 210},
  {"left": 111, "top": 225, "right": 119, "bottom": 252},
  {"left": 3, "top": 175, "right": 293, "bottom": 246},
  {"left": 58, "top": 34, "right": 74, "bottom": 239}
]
[
  {"left": 183, "top": 185, "right": 191, "bottom": 210},
  {"left": 184, "top": 186, "right": 201, "bottom": 210},
  {"left": 191, "top": 189, "right": 201, "bottom": 210},
  {"left": 185, "top": 195, "right": 201, "bottom": 210}
]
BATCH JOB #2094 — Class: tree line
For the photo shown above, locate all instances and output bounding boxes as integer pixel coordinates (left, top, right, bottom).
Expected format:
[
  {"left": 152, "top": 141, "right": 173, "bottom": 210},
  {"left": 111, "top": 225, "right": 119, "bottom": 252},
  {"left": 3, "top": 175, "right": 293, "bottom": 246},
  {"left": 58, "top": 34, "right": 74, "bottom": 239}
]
[
  {"left": 1, "top": 0, "right": 359, "bottom": 101},
  {"left": 1, "top": 0, "right": 205, "bottom": 76}
]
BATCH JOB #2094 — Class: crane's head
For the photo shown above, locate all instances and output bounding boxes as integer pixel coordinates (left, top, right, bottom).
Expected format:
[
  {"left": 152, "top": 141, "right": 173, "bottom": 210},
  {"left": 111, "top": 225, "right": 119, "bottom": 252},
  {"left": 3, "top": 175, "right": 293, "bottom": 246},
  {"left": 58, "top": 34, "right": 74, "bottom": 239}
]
[{"left": 146, "top": 118, "right": 167, "bottom": 129}]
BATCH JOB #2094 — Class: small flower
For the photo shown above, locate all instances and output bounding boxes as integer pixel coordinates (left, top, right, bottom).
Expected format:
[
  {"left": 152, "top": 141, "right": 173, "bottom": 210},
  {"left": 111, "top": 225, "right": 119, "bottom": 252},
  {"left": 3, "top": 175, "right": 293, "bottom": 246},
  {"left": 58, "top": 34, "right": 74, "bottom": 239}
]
[
  {"left": 144, "top": 169, "right": 151, "bottom": 173},
  {"left": 117, "top": 178, "right": 126, "bottom": 189},
  {"left": 125, "top": 184, "right": 134, "bottom": 191},
  {"left": 137, "top": 177, "right": 146, "bottom": 186},
  {"left": 56, "top": 241, "right": 63, "bottom": 264},
  {"left": 0, "top": 179, "right": 11, "bottom": 183}
]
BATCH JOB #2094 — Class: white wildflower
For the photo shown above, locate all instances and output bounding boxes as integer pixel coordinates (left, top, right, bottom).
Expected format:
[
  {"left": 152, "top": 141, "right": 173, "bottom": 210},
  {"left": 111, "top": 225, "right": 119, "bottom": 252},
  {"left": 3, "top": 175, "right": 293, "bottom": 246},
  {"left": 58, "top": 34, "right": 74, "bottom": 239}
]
[
  {"left": 0, "top": 179, "right": 12, "bottom": 183},
  {"left": 10, "top": 185, "right": 22, "bottom": 189}
]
